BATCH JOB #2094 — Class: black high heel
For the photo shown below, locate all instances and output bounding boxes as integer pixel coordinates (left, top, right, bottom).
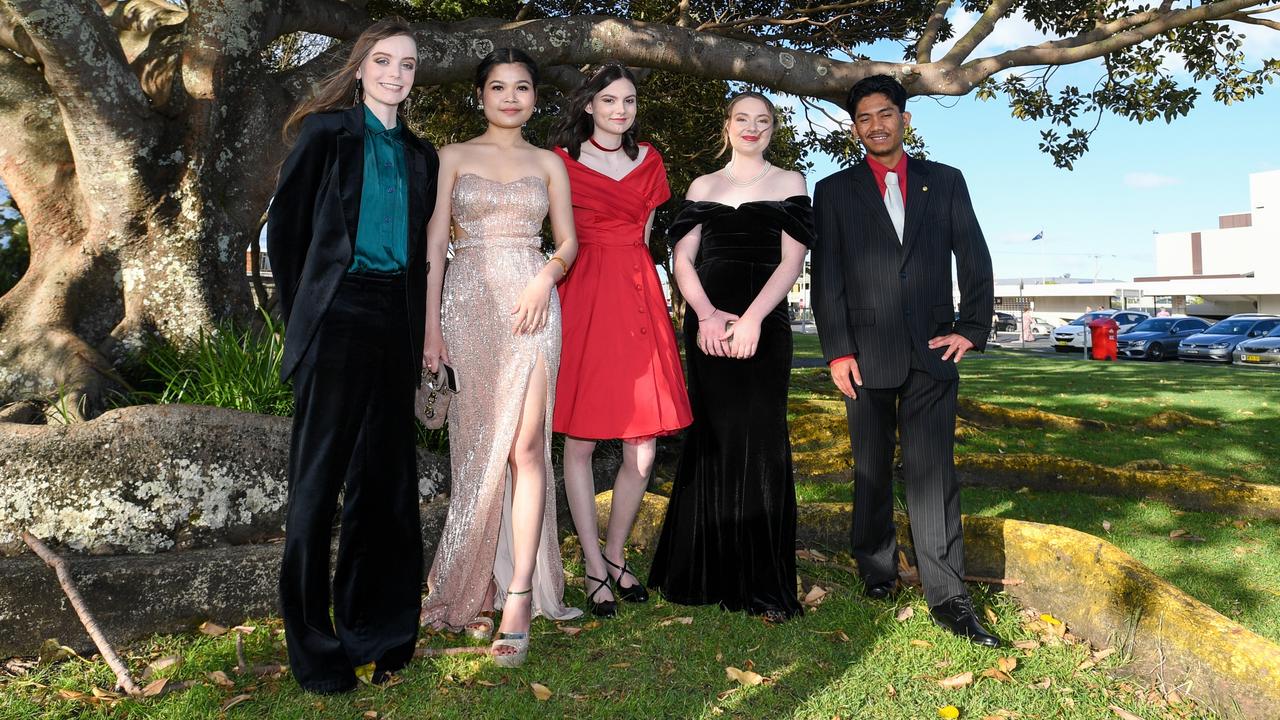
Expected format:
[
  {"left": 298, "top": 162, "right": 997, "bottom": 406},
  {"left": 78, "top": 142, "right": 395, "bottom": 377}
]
[
  {"left": 585, "top": 573, "right": 617, "bottom": 617},
  {"left": 603, "top": 555, "right": 649, "bottom": 603}
]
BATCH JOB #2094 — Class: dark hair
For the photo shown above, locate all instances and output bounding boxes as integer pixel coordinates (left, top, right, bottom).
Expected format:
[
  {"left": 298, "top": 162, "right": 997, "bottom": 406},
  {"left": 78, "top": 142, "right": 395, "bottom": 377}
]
[
  {"left": 284, "top": 18, "right": 415, "bottom": 139},
  {"left": 845, "top": 74, "right": 907, "bottom": 115},
  {"left": 550, "top": 64, "right": 641, "bottom": 160},
  {"left": 474, "top": 47, "right": 540, "bottom": 97},
  {"left": 718, "top": 91, "right": 777, "bottom": 158}
]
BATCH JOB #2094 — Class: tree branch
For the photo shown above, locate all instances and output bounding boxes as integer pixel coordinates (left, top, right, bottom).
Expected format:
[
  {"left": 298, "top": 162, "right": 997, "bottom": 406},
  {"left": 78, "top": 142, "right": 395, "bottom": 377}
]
[
  {"left": 0, "top": 3, "right": 36, "bottom": 60},
  {"left": 278, "top": 0, "right": 367, "bottom": 40},
  {"left": 22, "top": 531, "right": 142, "bottom": 696},
  {"left": 958, "top": 0, "right": 1263, "bottom": 86},
  {"left": 916, "top": 0, "right": 953, "bottom": 64},
  {"left": 940, "top": 0, "right": 1018, "bottom": 66},
  {"left": 0, "top": 0, "right": 151, "bottom": 122},
  {"left": 1225, "top": 6, "right": 1280, "bottom": 31}
]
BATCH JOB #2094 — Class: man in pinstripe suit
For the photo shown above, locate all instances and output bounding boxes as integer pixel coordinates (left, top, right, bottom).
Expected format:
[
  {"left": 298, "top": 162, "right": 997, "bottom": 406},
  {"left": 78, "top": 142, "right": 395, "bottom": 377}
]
[{"left": 810, "top": 75, "right": 1001, "bottom": 647}]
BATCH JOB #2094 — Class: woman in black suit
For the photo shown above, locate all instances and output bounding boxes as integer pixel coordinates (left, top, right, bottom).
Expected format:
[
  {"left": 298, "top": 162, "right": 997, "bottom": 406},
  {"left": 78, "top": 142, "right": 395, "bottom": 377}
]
[{"left": 267, "top": 18, "right": 438, "bottom": 694}]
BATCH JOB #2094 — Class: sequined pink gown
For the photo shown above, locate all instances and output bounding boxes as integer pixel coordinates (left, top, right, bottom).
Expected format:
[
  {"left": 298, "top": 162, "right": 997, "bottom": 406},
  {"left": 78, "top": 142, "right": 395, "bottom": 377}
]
[{"left": 421, "top": 173, "right": 583, "bottom": 629}]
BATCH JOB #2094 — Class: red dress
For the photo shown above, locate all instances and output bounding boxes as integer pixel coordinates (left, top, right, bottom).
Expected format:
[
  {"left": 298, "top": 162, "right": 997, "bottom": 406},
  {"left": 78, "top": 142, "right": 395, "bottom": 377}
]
[{"left": 553, "top": 144, "right": 693, "bottom": 440}]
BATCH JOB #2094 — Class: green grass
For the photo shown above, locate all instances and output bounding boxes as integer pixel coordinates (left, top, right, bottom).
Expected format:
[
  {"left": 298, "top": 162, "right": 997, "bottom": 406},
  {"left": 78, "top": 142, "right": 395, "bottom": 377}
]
[
  {"left": 790, "top": 351, "right": 1280, "bottom": 486},
  {"left": 4, "top": 348, "right": 1273, "bottom": 719},
  {"left": 0, "top": 557, "right": 1211, "bottom": 720},
  {"left": 791, "top": 332, "right": 825, "bottom": 361},
  {"left": 788, "top": 352, "right": 1280, "bottom": 647}
]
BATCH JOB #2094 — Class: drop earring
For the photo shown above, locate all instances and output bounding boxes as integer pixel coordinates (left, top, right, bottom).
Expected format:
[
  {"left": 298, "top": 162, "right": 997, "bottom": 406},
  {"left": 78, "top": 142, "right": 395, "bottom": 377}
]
[{"left": 353, "top": 79, "right": 363, "bottom": 106}]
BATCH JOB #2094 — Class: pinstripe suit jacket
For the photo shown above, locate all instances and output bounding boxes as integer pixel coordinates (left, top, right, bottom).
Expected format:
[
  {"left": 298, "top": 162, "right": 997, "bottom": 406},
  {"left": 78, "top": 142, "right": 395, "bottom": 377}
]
[{"left": 811, "top": 158, "right": 993, "bottom": 389}]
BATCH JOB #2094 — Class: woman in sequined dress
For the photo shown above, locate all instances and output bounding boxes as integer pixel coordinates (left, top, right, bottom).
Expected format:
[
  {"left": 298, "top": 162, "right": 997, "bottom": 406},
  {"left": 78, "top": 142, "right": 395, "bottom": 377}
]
[{"left": 418, "top": 48, "right": 582, "bottom": 667}]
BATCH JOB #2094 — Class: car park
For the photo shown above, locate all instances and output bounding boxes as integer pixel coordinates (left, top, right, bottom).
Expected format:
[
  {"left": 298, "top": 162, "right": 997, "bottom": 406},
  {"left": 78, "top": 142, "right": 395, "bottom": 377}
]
[
  {"left": 1232, "top": 323, "right": 1280, "bottom": 368},
  {"left": 1116, "top": 316, "right": 1210, "bottom": 361},
  {"left": 1178, "top": 314, "right": 1280, "bottom": 362},
  {"left": 1052, "top": 310, "right": 1150, "bottom": 352}
]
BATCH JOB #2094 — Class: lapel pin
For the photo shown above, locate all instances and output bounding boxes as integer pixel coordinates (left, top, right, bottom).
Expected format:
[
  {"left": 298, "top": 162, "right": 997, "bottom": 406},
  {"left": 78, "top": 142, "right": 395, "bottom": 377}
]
[{"left": 922, "top": 186, "right": 928, "bottom": 192}]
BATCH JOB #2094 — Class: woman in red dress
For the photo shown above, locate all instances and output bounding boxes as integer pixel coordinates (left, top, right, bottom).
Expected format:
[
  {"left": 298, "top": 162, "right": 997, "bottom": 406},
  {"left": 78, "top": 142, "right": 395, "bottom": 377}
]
[{"left": 549, "top": 65, "right": 692, "bottom": 616}]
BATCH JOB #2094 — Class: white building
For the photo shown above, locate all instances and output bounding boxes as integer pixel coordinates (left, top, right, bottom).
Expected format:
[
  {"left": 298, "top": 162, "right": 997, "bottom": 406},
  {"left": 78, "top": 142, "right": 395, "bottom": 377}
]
[{"left": 995, "top": 169, "right": 1280, "bottom": 324}]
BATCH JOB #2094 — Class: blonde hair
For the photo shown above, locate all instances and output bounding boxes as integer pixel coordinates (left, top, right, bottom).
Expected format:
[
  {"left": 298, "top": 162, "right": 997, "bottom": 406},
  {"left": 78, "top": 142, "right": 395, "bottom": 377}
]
[
  {"left": 718, "top": 91, "right": 778, "bottom": 158},
  {"left": 282, "top": 18, "right": 415, "bottom": 140}
]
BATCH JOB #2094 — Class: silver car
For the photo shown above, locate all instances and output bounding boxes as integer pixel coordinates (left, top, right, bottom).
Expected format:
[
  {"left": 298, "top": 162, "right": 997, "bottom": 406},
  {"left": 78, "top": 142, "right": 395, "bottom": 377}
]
[
  {"left": 1233, "top": 324, "right": 1280, "bottom": 368},
  {"left": 1178, "top": 314, "right": 1280, "bottom": 362}
]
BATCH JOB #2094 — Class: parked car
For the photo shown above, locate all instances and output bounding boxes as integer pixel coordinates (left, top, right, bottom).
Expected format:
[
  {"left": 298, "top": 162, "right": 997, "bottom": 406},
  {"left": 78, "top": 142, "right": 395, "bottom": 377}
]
[
  {"left": 993, "top": 312, "right": 1017, "bottom": 332},
  {"left": 1232, "top": 323, "right": 1280, "bottom": 368},
  {"left": 1116, "top": 316, "right": 1210, "bottom": 361},
  {"left": 1019, "top": 316, "right": 1054, "bottom": 337},
  {"left": 1051, "top": 310, "right": 1150, "bottom": 352},
  {"left": 1178, "top": 314, "right": 1280, "bottom": 362}
]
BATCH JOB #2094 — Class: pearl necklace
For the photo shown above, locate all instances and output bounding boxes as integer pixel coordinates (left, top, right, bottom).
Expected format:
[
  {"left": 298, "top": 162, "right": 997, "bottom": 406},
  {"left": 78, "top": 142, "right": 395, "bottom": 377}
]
[{"left": 724, "top": 161, "right": 772, "bottom": 187}]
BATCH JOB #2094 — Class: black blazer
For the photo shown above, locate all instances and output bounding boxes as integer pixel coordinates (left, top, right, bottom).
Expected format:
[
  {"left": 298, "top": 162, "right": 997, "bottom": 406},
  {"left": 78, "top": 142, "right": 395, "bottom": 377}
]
[
  {"left": 810, "top": 158, "right": 993, "bottom": 389},
  {"left": 267, "top": 105, "right": 438, "bottom": 381}
]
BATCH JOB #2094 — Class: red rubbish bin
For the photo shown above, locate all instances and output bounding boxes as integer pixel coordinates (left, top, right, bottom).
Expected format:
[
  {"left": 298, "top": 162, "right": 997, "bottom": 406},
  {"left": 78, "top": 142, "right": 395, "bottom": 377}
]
[{"left": 1088, "top": 317, "right": 1119, "bottom": 360}]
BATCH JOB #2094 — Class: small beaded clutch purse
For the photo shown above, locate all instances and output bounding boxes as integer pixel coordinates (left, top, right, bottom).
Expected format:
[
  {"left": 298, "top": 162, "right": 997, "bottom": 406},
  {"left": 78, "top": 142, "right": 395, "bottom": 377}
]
[{"left": 415, "top": 364, "right": 458, "bottom": 430}]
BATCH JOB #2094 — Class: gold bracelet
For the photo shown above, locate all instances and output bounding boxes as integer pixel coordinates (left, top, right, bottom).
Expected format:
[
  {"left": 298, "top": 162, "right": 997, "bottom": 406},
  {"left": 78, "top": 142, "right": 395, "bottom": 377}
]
[{"left": 548, "top": 255, "right": 569, "bottom": 276}]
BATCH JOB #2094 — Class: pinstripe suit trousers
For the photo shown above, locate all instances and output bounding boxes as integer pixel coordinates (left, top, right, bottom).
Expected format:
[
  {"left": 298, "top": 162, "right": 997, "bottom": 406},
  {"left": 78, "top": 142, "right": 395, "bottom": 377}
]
[{"left": 845, "top": 368, "right": 967, "bottom": 607}]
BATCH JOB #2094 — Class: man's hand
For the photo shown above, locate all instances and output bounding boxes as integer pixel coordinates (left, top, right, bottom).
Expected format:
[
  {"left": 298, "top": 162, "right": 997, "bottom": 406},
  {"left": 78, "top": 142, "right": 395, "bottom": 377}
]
[
  {"left": 928, "top": 333, "right": 975, "bottom": 363},
  {"left": 830, "top": 356, "right": 863, "bottom": 399}
]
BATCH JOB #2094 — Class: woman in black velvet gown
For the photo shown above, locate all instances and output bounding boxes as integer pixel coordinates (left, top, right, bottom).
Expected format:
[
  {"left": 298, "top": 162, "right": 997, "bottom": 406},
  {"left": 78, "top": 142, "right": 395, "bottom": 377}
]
[{"left": 648, "top": 92, "right": 812, "bottom": 621}]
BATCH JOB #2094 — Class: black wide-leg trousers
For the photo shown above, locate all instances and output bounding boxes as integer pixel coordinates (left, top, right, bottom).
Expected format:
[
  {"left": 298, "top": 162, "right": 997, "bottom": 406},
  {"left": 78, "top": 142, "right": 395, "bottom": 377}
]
[
  {"left": 280, "top": 274, "right": 423, "bottom": 693},
  {"left": 845, "top": 368, "right": 968, "bottom": 608}
]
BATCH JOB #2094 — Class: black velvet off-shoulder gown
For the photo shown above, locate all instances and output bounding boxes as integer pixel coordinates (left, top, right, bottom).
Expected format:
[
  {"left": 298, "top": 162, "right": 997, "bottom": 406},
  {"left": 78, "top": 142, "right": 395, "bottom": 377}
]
[{"left": 648, "top": 196, "right": 814, "bottom": 620}]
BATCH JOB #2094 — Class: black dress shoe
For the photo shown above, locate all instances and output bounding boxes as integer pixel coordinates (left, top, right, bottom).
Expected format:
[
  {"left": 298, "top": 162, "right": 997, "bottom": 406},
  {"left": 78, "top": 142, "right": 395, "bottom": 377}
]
[
  {"left": 863, "top": 579, "right": 898, "bottom": 600},
  {"left": 604, "top": 555, "right": 650, "bottom": 603},
  {"left": 929, "top": 595, "right": 1003, "bottom": 647}
]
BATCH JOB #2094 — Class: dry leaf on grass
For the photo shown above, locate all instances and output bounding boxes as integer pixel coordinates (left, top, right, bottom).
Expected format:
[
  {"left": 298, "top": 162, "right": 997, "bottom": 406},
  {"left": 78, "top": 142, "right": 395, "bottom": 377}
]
[
  {"left": 141, "top": 678, "right": 168, "bottom": 698},
  {"left": 232, "top": 625, "right": 257, "bottom": 635},
  {"left": 1093, "top": 647, "right": 1116, "bottom": 661},
  {"left": 1101, "top": 520, "right": 1112, "bottom": 532},
  {"left": 980, "top": 669, "right": 1012, "bottom": 683},
  {"left": 984, "top": 606, "right": 999, "bottom": 626},
  {"left": 1038, "top": 614, "right": 1062, "bottom": 626},
  {"left": 141, "top": 655, "right": 182, "bottom": 680},
  {"left": 910, "top": 639, "right": 933, "bottom": 648},
  {"left": 199, "top": 621, "right": 228, "bottom": 636},
  {"left": 609, "top": 662, "right": 631, "bottom": 669},
  {"left": 1109, "top": 706, "right": 1142, "bottom": 720},
  {"left": 1013, "top": 640, "right": 1040, "bottom": 651},
  {"left": 208, "top": 670, "right": 235, "bottom": 688},
  {"left": 362, "top": 712, "right": 379, "bottom": 719},
  {"left": 221, "top": 694, "right": 252, "bottom": 711},
  {"left": 796, "top": 548, "right": 828, "bottom": 562},
  {"left": 725, "top": 666, "right": 765, "bottom": 687},
  {"left": 1232, "top": 519, "right": 1249, "bottom": 529},
  {"left": 802, "top": 586, "right": 829, "bottom": 607},
  {"left": 1031, "top": 677, "right": 1052, "bottom": 690},
  {"left": 997, "top": 656, "right": 1017, "bottom": 673},
  {"left": 937, "top": 705, "right": 960, "bottom": 718},
  {"left": 530, "top": 682, "right": 553, "bottom": 701},
  {"left": 938, "top": 672, "right": 973, "bottom": 689},
  {"left": 896, "top": 606, "right": 915, "bottom": 622},
  {"left": 659, "top": 616, "right": 694, "bottom": 626},
  {"left": 558, "top": 625, "right": 582, "bottom": 636}
]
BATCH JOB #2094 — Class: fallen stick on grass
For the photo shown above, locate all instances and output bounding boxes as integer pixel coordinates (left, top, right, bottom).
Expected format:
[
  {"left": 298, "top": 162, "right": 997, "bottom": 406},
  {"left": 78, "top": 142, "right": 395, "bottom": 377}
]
[{"left": 21, "top": 531, "right": 142, "bottom": 697}]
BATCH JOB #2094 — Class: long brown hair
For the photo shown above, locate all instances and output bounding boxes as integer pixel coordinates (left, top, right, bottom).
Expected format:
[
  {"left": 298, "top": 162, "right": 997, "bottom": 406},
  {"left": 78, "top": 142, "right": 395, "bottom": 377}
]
[
  {"left": 282, "top": 18, "right": 416, "bottom": 140},
  {"left": 549, "top": 63, "right": 641, "bottom": 160},
  {"left": 718, "top": 91, "right": 777, "bottom": 158}
]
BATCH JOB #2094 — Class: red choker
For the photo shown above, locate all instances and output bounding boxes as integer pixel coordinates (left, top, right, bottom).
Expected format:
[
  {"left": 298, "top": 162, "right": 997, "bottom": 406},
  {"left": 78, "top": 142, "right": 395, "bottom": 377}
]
[{"left": 588, "top": 136, "right": 622, "bottom": 152}]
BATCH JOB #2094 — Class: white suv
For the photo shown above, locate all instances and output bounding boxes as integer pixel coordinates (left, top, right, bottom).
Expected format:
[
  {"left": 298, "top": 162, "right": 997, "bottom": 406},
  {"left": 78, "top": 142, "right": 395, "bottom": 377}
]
[{"left": 1052, "top": 310, "right": 1150, "bottom": 352}]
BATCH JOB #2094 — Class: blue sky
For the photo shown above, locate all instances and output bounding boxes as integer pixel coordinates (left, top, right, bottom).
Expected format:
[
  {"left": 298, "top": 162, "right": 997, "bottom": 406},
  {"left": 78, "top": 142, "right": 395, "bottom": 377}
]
[{"left": 799, "top": 9, "right": 1280, "bottom": 282}]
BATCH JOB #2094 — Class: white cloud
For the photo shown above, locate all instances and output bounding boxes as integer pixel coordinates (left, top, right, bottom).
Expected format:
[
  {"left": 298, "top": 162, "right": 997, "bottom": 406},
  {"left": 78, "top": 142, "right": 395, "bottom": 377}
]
[{"left": 1124, "top": 172, "right": 1181, "bottom": 189}]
